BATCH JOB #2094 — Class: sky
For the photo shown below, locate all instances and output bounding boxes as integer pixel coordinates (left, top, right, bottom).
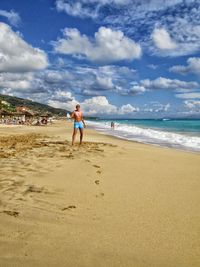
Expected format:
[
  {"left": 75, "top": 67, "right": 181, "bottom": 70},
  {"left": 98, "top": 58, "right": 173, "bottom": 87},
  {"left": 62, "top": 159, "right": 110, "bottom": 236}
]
[{"left": 0, "top": 0, "right": 200, "bottom": 118}]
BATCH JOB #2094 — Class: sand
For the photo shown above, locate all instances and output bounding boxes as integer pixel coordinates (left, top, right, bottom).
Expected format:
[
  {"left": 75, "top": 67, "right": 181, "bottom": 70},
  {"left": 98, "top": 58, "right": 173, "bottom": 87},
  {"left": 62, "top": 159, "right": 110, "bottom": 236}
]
[{"left": 0, "top": 120, "right": 200, "bottom": 267}]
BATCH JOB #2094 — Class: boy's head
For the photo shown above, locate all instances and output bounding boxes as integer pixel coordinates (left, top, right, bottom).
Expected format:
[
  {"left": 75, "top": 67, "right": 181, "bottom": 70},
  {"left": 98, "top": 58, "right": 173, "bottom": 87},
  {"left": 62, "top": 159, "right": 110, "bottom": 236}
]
[{"left": 76, "top": 104, "right": 80, "bottom": 111}]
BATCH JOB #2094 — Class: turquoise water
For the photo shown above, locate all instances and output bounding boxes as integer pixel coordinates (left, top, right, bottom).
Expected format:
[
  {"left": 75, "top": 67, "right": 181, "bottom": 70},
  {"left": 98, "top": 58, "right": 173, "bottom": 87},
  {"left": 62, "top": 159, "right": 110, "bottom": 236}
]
[
  {"left": 87, "top": 119, "right": 200, "bottom": 152},
  {"left": 99, "top": 119, "right": 200, "bottom": 135}
]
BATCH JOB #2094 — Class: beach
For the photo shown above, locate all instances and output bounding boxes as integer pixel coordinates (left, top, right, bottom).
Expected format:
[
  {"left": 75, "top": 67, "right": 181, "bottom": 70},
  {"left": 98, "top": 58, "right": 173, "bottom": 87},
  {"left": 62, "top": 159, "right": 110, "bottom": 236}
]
[{"left": 0, "top": 120, "right": 200, "bottom": 267}]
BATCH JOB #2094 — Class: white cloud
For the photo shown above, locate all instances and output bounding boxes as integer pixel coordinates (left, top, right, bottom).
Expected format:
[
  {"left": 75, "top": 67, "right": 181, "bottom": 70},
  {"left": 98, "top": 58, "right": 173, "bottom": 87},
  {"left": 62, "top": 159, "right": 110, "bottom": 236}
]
[
  {"left": 48, "top": 95, "right": 116, "bottom": 115},
  {"left": 96, "top": 76, "right": 114, "bottom": 90},
  {"left": 140, "top": 77, "right": 199, "bottom": 90},
  {"left": 147, "top": 64, "right": 158, "bottom": 70},
  {"left": 183, "top": 99, "right": 200, "bottom": 115},
  {"left": 57, "top": 1, "right": 200, "bottom": 57},
  {"left": 0, "top": 23, "right": 48, "bottom": 72},
  {"left": 151, "top": 28, "right": 177, "bottom": 50},
  {"left": 0, "top": 72, "right": 33, "bottom": 90},
  {"left": 0, "top": 64, "right": 137, "bottom": 100},
  {"left": 53, "top": 26, "right": 141, "bottom": 63},
  {"left": 56, "top": 1, "right": 97, "bottom": 19},
  {"left": 175, "top": 92, "right": 200, "bottom": 99},
  {"left": 56, "top": 0, "right": 181, "bottom": 19},
  {"left": 42, "top": 69, "right": 73, "bottom": 83},
  {"left": 56, "top": 0, "right": 130, "bottom": 19},
  {"left": 127, "top": 77, "right": 200, "bottom": 97},
  {"left": 51, "top": 90, "right": 74, "bottom": 102},
  {"left": 169, "top": 57, "right": 200, "bottom": 75},
  {"left": 148, "top": 8, "right": 200, "bottom": 57},
  {"left": 49, "top": 94, "right": 138, "bottom": 116},
  {"left": 0, "top": 9, "right": 21, "bottom": 27},
  {"left": 81, "top": 96, "right": 117, "bottom": 115},
  {"left": 130, "top": 84, "right": 146, "bottom": 94},
  {"left": 155, "top": 103, "right": 170, "bottom": 112},
  {"left": 184, "top": 100, "right": 200, "bottom": 109},
  {"left": 118, "top": 104, "right": 139, "bottom": 114},
  {"left": 144, "top": 102, "right": 171, "bottom": 113}
]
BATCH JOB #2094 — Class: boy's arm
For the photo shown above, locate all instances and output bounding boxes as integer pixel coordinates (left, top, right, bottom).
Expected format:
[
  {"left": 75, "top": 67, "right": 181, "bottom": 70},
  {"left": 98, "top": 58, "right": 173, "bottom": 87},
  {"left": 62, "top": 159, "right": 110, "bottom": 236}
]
[{"left": 71, "top": 111, "right": 75, "bottom": 119}]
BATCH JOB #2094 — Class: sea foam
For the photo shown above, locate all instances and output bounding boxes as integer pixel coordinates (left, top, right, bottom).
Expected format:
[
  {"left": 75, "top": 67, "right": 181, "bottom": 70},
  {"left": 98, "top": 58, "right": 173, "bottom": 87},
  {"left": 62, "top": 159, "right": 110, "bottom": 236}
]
[{"left": 86, "top": 120, "right": 200, "bottom": 152}]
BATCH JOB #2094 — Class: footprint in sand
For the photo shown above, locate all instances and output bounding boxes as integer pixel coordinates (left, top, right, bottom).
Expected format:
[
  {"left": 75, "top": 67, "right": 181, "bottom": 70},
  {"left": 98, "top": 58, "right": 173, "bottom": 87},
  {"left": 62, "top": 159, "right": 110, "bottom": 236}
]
[
  {"left": 61, "top": 205, "right": 76, "bottom": 211},
  {"left": 96, "top": 170, "right": 102, "bottom": 174},
  {"left": 2, "top": 210, "right": 19, "bottom": 217},
  {"left": 93, "top": 164, "right": 101, "bottom": 168},
  {"left": 94, "top": 148, "right": 104, "bottom": 152},
  {"left": 23, "top": 185, "right": 45, "bottom": 195},
  {"left": 95, "top": 180, "right": 100, "bottom": 185},
  {"left": 62, "top": 153, "right": 74, "bottom": 159},
  {"left": 95, "top": 193, "right": 104, "bottom": 198}
]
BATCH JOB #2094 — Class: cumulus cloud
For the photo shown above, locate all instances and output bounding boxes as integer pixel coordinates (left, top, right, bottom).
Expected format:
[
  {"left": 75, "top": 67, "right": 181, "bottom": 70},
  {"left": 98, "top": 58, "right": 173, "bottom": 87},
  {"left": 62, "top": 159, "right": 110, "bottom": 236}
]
[
  {"left": 53, "top": 26, "right": 141, "bottom": 63},
  {"left": 62, "top": 1, "right": 200, "bottom": 58},
  {"left": 169, "top": 57, "right": 200, "bottom": 75},
  {"left": 127, "top": 77, "right": 199, "bottom": 95},
  {"left": 0, "top": 64, "right": 137, "bottom": 101},
  {"left": 0, "top": 23, "right": 48, "bottom": 72},
  {"left": 0, "top": 72, "right": 33, "bottom": 90},
  {"left": 118, "top": 104, "right": 139, "bottom": 114},
  {"left": 183, "top": 99, "right": 200, "bottom": 115},
  {"left": 56, "top": 2, "right": 200, "bottom": 57},
  {"left": 184, "top": 100, "right": 200, "bottom": 109},
  {"left": 125, "top": 76, "right": 200, "bottom": 99},
  {"left": 140, "top": 77, "right": 199, "bottom": 90},
  {"left": 0, "top": 9, "right": 21, "bottom": 27},
  {"left": 100, "top": 0, "right": 200, "bottom": 57},
  {"left": 42, "top": 69, "right": 73, "bottom": 84},
  {"left": 130, "top": 84, "right": 146, "bottom": 94},
  {"left": 49, "top": 94, "right": 138, "bottom": 116},
  {"left": 151, "top": 28, "right": 177, "bottom": 50},
  {"left": 150, "top": 27, "right": 198, "bottom": 57},
  {"left": 81, "top": 96, "right": 117, "bottom": 115},
  {"left": 50, "top": 90, "right": 74, "bottom": 102}
]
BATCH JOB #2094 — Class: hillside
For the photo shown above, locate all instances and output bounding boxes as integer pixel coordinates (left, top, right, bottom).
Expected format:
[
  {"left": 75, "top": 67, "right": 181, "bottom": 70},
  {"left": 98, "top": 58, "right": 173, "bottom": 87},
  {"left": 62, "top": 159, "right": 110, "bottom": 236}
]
[{"left": 0, "top": 94, "right": 70, "bottom": 116}]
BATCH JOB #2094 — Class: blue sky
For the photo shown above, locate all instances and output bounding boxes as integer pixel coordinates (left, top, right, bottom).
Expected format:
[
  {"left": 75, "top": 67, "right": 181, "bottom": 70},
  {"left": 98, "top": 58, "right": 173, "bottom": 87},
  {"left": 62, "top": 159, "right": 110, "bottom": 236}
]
[{"left": 0, "top": 0, "right": 200, "bottom": 118}]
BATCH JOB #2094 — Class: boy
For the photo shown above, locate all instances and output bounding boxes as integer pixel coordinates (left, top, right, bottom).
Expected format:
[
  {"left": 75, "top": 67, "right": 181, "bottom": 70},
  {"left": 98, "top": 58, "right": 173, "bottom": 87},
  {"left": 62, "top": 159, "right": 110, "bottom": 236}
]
[{"left": 71, "top": 104, "right": 86, "bottom": 145}]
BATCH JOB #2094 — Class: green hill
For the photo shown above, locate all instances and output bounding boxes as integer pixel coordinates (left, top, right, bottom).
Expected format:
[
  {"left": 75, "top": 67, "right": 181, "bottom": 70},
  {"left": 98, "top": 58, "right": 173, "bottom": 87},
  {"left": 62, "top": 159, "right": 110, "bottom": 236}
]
[{"left": 0, "top": 94, "right": 70, "bottom": 116}]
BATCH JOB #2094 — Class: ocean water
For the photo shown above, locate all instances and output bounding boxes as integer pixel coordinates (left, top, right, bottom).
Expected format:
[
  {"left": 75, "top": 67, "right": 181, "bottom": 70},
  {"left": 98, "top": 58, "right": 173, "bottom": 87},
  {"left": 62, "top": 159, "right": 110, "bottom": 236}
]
[{"left": 86, "top": 119, "right": 200, "bottom": 153}]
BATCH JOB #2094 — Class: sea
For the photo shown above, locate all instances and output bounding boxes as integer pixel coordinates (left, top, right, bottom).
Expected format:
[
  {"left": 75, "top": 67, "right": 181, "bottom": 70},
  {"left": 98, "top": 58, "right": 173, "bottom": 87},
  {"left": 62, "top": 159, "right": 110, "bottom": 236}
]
[{"left": 86, "top": 119, "right": 200, "bottom": 153}]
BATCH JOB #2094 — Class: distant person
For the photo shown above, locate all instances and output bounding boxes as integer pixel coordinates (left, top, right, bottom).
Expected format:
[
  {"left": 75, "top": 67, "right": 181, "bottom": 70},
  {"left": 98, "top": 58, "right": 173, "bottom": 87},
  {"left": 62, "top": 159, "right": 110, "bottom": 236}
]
[
  {"left": 111, "top": 121, "right": 115, "bottom": 130},
  {"left": 71, "top": 104, "right": 86, "bottom": 145},
  {"left": 66, "top": 113, "right": 71, "bottom": 121}
]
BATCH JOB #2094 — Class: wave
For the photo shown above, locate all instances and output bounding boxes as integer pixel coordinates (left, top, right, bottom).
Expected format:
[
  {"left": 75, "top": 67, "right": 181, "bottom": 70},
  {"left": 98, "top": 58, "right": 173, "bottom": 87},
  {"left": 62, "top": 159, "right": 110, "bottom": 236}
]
[{"left": 86, "top": 120, "right": 200, "bottom": 152}]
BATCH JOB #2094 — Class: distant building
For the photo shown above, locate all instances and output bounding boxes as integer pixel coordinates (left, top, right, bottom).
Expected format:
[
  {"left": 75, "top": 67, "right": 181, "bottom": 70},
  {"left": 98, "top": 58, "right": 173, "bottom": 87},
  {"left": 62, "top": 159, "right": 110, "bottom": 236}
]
[{"left": 16, "top": 106, "right": 29, "bottom": 112}]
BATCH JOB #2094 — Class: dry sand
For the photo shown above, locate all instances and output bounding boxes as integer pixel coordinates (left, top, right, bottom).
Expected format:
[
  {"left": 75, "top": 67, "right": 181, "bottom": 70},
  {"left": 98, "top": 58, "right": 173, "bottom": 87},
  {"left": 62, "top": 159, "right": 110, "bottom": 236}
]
[{"left": 0, "top": 120, "right": 200, "bottom": 267}]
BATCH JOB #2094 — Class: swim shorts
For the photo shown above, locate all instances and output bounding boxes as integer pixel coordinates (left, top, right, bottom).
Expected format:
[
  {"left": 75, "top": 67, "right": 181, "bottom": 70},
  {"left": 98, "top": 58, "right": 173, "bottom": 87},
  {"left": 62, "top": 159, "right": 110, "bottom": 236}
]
[{"left": 74, "top": 121, "right": 84, "bottom": 129}]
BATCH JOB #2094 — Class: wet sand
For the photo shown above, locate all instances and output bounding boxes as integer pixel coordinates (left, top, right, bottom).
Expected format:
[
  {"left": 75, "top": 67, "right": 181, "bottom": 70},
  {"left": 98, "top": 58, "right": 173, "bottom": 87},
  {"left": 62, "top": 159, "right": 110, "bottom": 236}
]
[{"left": 0, "top": 120, "right": 200, "bottom": 267}]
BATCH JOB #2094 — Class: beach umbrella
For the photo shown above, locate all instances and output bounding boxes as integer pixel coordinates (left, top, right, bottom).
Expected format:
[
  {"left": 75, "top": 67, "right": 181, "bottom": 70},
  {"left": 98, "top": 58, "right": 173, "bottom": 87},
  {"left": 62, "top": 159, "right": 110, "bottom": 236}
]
[{"left": 40, "top": 112, "right": 52, "bottom": 117}]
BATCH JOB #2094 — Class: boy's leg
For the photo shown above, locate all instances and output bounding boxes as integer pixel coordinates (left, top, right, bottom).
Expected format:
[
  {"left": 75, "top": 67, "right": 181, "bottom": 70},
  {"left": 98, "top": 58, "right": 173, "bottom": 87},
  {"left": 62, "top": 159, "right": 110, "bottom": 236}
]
[
  {"left": 72, "top": 128, "right": 78, "bottom": 145},
  {"left": 79, "top": 128, "right": 84, "bottom": 144}
]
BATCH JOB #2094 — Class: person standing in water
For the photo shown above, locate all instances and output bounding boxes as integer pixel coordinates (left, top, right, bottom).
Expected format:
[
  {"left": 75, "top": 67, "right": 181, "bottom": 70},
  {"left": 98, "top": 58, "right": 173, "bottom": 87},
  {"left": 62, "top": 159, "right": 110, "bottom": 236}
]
[{"left": 71, "top": 104, "right": 86, "bottom": 145}]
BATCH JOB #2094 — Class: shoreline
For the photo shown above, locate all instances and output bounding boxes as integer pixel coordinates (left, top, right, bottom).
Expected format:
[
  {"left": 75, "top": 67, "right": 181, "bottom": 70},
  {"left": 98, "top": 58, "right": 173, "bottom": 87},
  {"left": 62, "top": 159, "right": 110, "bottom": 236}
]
[
  {"left": 1, "top": 119, "right": 200, "bottom": 157},
  {"left": 1, "top": 120, "right": 200, "bottom": 267},
  {"left": 86, "top": 120, "right": 200, "bottom": 154}
]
